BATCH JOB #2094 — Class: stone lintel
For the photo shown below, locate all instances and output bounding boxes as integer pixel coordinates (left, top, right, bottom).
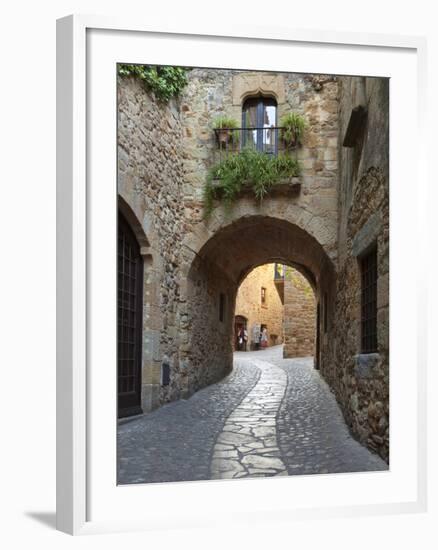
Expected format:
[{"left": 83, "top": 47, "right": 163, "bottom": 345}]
[{"left": 232, "top": 73, "right": 285, "bottom": 105}]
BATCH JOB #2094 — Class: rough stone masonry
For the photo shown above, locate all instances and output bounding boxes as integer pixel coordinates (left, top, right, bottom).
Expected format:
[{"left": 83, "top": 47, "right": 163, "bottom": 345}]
[{"left": 117, "top": 69, "right": 389, "bottom": 461}]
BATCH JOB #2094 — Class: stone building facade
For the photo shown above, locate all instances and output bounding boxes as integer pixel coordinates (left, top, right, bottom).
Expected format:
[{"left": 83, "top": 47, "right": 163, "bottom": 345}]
[
  {"left": 331, "top": 77, "right": 390, "bottom": 460},
  {"left": 235, "top": 264, "right": 283, "bottom": 350},
  {"left": 235, "top": 263, "right": 316, "bottom": 356},
  {"left": 235, "top": 263, "right": 284, "bottom": 350},
  {"left": 283, "top": 267, "right": 316, "bottom": 358},
  {"left": 117, "top": 68, "right": 389, "bottom": 461}
]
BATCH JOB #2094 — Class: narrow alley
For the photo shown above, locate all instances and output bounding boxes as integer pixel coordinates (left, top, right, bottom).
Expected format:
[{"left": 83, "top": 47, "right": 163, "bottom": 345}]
[{"left": 118, "top": 346, "right": 387, "bottom": 484}]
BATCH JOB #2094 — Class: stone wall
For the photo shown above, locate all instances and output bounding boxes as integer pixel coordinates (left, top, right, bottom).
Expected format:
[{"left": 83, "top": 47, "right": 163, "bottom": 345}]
[
  {"left": 177, "top": 70, "right": 340, "bottom": 396},
  {"left": 117, "top": 69, "right": 389, "bottom": 462},
  {"left": 118, "top": 76, "right": 186, "bottom": 410},
  {"left": 179, "top": 70, "right": 340, "bottom": 264},
  {"left": 235, "top": 263, "right": 284, "bottom": 349},
  {"left": 326, "top": 77, "right": 390, "bottom": 461},
  {"left": 185, "top": 255, "right": 234, "bottom": 395},
  {"left": 117, "top": 69, "right": 341, "bottom": 412},
  {"left": 283, "top": 268, "right": 316, "bottom": 357}
]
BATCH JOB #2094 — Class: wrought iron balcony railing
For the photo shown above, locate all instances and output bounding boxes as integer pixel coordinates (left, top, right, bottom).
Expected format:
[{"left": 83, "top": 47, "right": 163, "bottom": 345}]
[
  {"left": 274, "top": 263, "right": 286, "bottom": 281},
  {"left": 213, "top": 126, "right": 287, "bottom": 161}
]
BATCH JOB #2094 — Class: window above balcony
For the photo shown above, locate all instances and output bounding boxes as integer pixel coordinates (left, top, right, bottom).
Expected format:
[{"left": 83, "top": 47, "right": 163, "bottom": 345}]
[{"left": 242, "top": 96, "right": 277, "bottom": 155}]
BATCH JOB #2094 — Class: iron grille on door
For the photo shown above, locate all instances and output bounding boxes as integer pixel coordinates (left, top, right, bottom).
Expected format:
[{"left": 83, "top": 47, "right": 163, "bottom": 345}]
[
  {"left": 117, "top": 212, "right": 143, "bottom": 418},
  {"left": 360, "top": 246, "right": 378, "bottom": 353}
]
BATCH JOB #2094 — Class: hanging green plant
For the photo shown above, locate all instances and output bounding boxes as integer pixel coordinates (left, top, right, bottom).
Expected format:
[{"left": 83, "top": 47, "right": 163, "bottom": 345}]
[
  {"left": 204, "top": 148, "right": 300, "bottom": 217},
  {"left": 279, "top": 112, "right": 307, "bottom": 148},
  {"left": 212, "top": 115, "right": 240, "bottom": 147},
  {"left": 117, "top": 64, "right": 189, "bottom": 102}
]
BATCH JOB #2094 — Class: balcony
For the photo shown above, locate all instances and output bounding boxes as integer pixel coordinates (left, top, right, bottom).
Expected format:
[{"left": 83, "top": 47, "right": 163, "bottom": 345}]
[
  {"left": 205, "top": 127, "right": 301, "bottom": 215},
  {"left": 213, "top": 126, "right": 289, "bottom": 161},
  {"left": 274, "top": 263, "right": 285, "bottom": 304}
]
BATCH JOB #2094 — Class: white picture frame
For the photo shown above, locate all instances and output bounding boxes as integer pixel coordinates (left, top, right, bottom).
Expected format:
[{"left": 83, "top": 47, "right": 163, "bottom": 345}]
[{"left": 56, "top": 15, "right": 428, "bottom": 535}]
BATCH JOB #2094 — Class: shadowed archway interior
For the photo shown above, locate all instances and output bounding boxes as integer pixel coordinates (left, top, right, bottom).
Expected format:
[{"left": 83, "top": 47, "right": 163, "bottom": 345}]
[{"left": 184, "top": 215, "right": 336, "bottom": 396}]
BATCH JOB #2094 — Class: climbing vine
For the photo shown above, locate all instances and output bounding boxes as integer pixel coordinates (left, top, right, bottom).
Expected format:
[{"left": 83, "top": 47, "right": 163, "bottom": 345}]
[{"left": 117, "top": 64, "right": 189, "bottom": 101}]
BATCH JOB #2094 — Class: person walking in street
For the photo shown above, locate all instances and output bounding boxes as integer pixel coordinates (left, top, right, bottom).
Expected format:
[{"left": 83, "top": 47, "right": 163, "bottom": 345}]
[
  {"left": 252, "top": 324, "right": 261, "bottom": 351},
  {"left": 260, "top": 326, "right": 268, "bottom": 348},
  {"left": 237, "top": 326, "right": 245, "bottom": 351}
]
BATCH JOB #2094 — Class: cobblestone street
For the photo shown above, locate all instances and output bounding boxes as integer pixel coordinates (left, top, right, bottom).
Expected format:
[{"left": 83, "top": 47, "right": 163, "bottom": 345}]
[{"left": 118, "top": 346, "right": 387, "bottom": 484}]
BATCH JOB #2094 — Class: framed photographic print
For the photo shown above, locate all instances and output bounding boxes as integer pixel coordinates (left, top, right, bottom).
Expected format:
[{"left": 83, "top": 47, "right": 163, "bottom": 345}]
[{"left": 56, "top": 15, "right": 427, "bottom": 535}]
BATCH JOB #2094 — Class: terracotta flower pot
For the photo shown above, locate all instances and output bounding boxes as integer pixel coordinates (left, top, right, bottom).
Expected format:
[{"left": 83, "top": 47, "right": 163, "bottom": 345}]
[
  {"left": 282, "top": 133, "right": 298, "bottom": 149},
  {"left": 217, "top": 128, "right": 231, "bottom": 144}
]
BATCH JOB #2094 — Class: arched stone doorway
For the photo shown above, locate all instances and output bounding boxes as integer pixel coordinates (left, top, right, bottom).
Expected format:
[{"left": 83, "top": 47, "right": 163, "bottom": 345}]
[
  {"left": 183, "top": 215, "right": 336, "bottom": 396},
  {"left": 117, "top": 196, "right": 152, "bottom": 417},
  {"left": 117, "top": 210, "right": 144, "bottom": 417}
]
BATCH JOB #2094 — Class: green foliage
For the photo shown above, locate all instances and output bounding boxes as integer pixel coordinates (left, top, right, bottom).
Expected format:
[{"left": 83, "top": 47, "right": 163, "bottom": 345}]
[
  {"left": 212, "top": 115, "right": 240, "bottom": 145},
  {"left": 204, "top": 149, "right": 300, "bottom": 216},
  {"left": 212, "top": 115, "right": 239, "bottom": 129},
  {"left": 279, "top": 112, "right": 307, "bottom": 146},
  {"left": 117, "top": 64, "right": 188, "bottom": 101}
]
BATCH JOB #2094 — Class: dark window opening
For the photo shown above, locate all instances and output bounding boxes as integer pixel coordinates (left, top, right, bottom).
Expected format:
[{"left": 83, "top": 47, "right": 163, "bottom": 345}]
[
  {"left": 261, "top": 287, "right": 267, "bottom": 305},
  {"left": 242, "top": 96, "right": 278, "bottom": 155},
  {"left": 161, "top": 362, "right": 171, "bottom": 386},
  {"left": 360, "top": 246, "right": 378, "bottom": 353},
  {"left": 219, "top": 293, "right": 225, "bottom": 322}
]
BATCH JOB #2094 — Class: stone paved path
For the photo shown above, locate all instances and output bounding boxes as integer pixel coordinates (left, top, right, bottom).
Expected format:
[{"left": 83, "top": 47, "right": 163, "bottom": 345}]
[
  {"left": 117, "top": 359, "right": 260, "bottom": 484},
  {"left": 211, "top": 359, "right": 288, "bottom": 479},
  {"left": 118, "top": 345, "right": 387, "bottom": 484}
]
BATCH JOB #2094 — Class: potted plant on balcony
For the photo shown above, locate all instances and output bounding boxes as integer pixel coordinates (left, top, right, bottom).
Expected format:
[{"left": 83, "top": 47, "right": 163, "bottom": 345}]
[
  {"left": 279, "top": 112, "right": 307, "bottom": 148},
  {"left": 212, "top": 115, "right": 239, "bottom": 147},
  {"left": 203, "top": 148, "right": 300, "bottom": 217}
]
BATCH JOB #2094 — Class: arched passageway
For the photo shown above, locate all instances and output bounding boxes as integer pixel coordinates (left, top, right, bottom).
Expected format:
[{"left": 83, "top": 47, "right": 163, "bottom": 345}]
[
  {"left": 184, "top": 215, "right": 336, "bottom": 396},
  {"left": 234, "top": 262, "right": 317, "bottom": 357}
]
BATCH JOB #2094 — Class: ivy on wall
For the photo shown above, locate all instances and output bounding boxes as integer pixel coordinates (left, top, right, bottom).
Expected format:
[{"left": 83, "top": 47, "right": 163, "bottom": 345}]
[{"left": 118, "top": 64, "right": 189, "bottom": 101}]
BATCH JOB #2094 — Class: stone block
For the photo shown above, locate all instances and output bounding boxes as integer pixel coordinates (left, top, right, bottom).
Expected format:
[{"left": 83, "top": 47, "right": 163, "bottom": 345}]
[
  {"left": 143, "top": 329, "right": 161, "bottom": 362},
  {"left": 353, "top": 353, "right": 381, "bottom": 379},
  {"left": 377, "top": 273, "right": 389, "bottom": 309},
  {"left": 323, "top": 148, "right": 337, "bottom": 161},
  {"left": 141, "top": 383, "right": 160, "bottom": 412},
  {"left": 232, "top": 73, "right": 285, "bottom": 105}
]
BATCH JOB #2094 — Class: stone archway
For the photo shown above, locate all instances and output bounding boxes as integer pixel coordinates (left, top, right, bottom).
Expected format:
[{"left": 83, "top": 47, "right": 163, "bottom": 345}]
[
  {"left": 117, "top": 194, "right": 159, "bottom": 414},
  {"left": 118, "top": 194, "right": 150, "bottom": 251},
  {"left": 181, "top": 215, "right": 336, "bottom": 396}
]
